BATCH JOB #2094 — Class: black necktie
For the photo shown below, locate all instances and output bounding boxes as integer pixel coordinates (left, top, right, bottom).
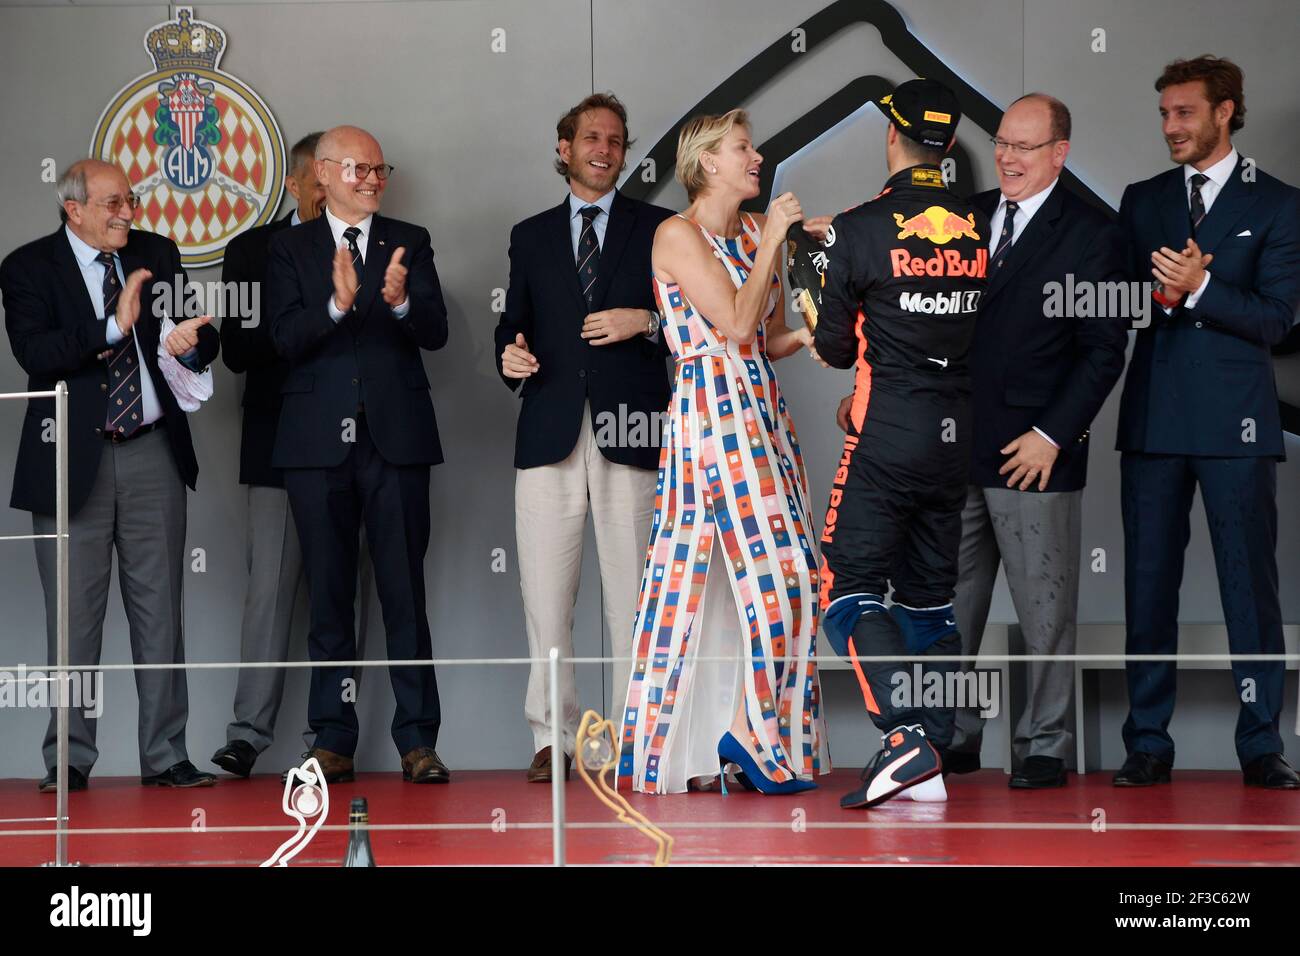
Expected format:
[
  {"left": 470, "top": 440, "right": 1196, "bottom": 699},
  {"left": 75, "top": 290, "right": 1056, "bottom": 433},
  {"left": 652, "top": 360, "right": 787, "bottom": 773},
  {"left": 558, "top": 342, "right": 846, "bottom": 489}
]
[
  {"left": 990, "top": 200, "right": 1018, "bottom": 269},
  {"left": 1189, "top": 173, "right": 1209, "bottom": 236},
  {"left": 576, "top": 205, "right": 601, "bottom": 308},
  {"left": 98, "top": 252, "right": 143, "bottom": 438},
  {"left": 343, "top": 225, "right": 363, "bottom": 270}
]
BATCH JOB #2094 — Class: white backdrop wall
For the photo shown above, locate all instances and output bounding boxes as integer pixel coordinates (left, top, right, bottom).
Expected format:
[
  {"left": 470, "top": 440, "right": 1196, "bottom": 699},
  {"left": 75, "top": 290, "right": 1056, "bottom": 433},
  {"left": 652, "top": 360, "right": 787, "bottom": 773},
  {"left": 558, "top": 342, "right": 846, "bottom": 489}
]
[{"left": 0, "top": 0, "right": 1295, "bottom": 777}]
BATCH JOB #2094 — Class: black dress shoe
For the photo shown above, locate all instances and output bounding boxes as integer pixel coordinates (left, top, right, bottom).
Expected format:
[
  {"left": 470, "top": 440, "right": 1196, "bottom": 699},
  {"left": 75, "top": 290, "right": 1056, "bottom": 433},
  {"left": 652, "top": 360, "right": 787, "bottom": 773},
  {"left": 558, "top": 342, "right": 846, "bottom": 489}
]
[
  {"left": 940, "top": 749, "right": 980, "bottom": 776},
  {"left": 141, "top": 760, "right": 216, "bottom": 788},
  {"left": 211, "top": 740, "right": 257, "bottom": 778},
  {"left": 1243, "top": 753, "right": 1300, "bottom": 790},
  {"left": 1113, "top": 751, "right": 1172, "bottom": 787},
  {"left": 1010, "top": 755, "right": 1066, "bottom": 789},
  {"left": 38, "top": 767, "right": 88, "bottom": 793}
]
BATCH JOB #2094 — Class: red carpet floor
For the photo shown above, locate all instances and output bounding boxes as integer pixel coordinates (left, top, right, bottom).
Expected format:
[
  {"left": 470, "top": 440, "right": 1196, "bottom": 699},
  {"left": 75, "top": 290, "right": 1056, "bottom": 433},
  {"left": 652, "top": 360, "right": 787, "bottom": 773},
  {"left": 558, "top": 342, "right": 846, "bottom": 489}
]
[{"left": 2, "top": 770, "right": 1297, "bottom": 866}]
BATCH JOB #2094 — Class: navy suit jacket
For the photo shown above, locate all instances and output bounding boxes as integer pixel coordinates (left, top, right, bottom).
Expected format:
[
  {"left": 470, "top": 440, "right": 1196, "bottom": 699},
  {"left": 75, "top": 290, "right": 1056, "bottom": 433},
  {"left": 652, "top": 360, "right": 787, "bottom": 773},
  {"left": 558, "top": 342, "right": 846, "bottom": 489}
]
[
  {"left": 968, "top": 185, "right": 1129, "bottom": 491},
  {"left": 266, "top": 212, "right": 448, "bottom": 469},
  {"left": 494, "top": 190, "right": 673, "bottom": 470},
  {"left": 2, "top": 227, "right": 219, "bottom": 516},
  {"left": 221, "top": 212, "right": 293, "bottom": 487},
  {"left": 1115, "top": 157, "right": 1300, "bottom": 458}
]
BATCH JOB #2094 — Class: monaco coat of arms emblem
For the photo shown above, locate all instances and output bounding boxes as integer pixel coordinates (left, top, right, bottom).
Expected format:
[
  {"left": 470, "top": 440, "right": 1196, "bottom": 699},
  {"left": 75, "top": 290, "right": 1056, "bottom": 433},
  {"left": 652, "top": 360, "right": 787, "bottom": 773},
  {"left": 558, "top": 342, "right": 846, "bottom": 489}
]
[{"left": 90, "top": 7, "right": 286, "bottom": 268}]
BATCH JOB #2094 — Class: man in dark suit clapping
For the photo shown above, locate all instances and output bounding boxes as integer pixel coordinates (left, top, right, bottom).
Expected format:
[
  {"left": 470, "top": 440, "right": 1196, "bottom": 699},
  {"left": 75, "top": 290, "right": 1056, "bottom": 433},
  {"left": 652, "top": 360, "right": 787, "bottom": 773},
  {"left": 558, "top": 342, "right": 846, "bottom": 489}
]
[
  {"left": 211, "top": 132, "right": 376, "bottom": 779},
  {"left": 946, "top": 95, "right": 1128, "bottom": 789},
  {"left": 1115, "top": 56, "right": 1300, "bottom": 790},
  {"left": 266, "top": 125, "right": 449, "bottom": 785},
  {"left": 2, "top": 159, "right": 220, "bottom": 791},
  {"left": 495, "top": 93, "right": 672, "bottom": 782}
]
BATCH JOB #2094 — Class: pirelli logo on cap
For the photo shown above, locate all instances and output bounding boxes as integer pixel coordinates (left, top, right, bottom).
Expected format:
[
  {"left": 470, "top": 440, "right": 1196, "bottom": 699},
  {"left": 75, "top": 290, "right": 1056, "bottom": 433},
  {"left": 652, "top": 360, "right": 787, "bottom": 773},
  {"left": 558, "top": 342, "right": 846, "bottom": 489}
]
[
  {"left": 881, "top": 93, "right": 911, "bottom": 127},
  {"left": 923, "top": 110, "right": 952, "bottom": 123}
]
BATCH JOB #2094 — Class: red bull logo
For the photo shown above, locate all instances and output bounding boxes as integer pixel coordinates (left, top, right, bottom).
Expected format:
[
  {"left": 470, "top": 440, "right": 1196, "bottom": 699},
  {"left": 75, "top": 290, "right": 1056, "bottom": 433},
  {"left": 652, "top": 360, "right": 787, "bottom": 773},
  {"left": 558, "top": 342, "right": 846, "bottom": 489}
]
[
  {"left": 893, "top": 205, "right": 980, "bottom": 244},
  {"left": 890, "top": 246, "right": 988, "bottom": 278}
]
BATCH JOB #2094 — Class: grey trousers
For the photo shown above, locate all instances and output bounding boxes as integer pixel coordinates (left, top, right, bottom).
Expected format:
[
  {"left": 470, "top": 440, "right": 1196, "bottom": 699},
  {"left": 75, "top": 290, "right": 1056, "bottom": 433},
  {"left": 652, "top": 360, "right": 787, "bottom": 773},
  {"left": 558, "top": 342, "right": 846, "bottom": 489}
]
[
  {"left": 950, "top": 485, "right": 1082, "bottom": 763},
  {"left": 224, "top": 484, "right": 373, "bottom": 753},
  {"left": 33, "top": 428, "right": 190, "bottom": 777}
]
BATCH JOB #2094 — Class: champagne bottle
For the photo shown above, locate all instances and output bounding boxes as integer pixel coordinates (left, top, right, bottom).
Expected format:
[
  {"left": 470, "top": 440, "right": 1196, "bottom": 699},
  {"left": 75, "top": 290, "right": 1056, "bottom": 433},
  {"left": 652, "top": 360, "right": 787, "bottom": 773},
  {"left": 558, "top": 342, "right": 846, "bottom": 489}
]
[{"left": 343, "top": 796, "right": 376, "bottom": 867}]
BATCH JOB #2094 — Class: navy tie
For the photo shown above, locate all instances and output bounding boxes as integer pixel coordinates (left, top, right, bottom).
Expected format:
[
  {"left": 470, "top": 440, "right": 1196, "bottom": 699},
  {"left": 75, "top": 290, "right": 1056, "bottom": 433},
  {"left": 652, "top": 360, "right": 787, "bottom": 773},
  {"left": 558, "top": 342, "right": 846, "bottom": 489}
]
[
  {"left": 98, "top": 252, "right": 143, "bottom": 438},
  {"left": 576, "top": 205, "right": 601, "bottom": 308},
  {"left": 1189, "top": 173, "right": 1209, "bottom": 236},
  {"left": 990, "top": 200, "right": 1018, "bottom": 269}
]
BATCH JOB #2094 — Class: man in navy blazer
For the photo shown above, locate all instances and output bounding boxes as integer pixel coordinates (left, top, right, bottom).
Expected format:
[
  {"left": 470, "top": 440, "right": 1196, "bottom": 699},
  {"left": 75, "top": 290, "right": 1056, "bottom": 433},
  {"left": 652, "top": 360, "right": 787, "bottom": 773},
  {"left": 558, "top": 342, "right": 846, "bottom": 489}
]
[
  {"left": 2, "top": 159, "right": 219, "bottom": 791},
  {"left": 948, "top": 94, "right": 1128, "bottom": 789},
  {"left": 494, "top": 93, "right": 672, "bottom": 782},
  {"left": 266, "top": 125, "right": 449, "bottom": 785},
  {"left": 1115, "top": 57, "right": 1300, "bottom": 789}
]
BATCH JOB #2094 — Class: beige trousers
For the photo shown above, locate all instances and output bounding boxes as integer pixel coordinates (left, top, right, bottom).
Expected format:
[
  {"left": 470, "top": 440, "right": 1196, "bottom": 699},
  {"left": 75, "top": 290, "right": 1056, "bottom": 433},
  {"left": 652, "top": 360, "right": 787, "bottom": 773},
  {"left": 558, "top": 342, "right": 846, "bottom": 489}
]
[{"left": 516, "top": 406, "right": 657, "bottom": 755}]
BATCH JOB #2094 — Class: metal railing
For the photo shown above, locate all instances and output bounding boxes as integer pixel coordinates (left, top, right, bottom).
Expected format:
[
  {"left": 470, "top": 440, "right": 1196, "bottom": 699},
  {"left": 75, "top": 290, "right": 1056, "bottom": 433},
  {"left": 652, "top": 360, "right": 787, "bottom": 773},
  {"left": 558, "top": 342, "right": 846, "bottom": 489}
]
[{"left": 0, "top": 383, "right": 69, "bottom": 866}]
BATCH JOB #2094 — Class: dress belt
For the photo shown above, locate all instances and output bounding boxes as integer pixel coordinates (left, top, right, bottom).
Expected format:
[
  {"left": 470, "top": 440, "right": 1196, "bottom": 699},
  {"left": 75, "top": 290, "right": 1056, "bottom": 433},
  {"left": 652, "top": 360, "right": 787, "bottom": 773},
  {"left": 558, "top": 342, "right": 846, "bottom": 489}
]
[{"left": 675, "top": 346, "right": 730, "bottom": 364}]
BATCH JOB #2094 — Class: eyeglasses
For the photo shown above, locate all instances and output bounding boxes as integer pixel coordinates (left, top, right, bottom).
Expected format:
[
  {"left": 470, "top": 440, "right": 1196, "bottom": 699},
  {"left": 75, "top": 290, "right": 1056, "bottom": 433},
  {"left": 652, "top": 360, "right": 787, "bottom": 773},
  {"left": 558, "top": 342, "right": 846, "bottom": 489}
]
[
  {"left": 319, "top": 158, "right": 395, "bottom": 181},
  {"left": 86, "top": 194, "right": 141, "bottom": 214},
  {"left": 991, "top": 137, "right": 1060, "bottom": 155}
]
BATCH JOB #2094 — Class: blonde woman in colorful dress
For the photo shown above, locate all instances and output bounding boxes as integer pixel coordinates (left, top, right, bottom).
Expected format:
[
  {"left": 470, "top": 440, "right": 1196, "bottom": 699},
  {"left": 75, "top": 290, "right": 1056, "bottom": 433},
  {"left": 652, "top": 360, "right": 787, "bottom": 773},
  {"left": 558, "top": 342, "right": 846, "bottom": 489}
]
[{"left": 617, "top": 110, "right": 830, "bottom": 795}]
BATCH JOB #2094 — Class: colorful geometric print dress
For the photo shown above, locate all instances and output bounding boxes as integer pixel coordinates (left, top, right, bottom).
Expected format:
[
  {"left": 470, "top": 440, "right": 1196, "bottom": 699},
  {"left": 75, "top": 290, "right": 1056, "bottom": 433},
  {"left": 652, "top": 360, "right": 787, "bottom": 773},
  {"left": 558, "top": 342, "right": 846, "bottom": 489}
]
[{"left": 618, "top": 212, "right": 830, "bottom": 794}]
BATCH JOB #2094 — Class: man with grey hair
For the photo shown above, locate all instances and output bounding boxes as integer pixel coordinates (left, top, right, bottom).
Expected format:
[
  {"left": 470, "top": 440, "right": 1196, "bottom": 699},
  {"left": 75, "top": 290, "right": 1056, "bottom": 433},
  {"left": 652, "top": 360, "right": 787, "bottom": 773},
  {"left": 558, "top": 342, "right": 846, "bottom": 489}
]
[
  {"left": 945, "top": 93, "right": 1127, "bottom": 788},
  {"left": 266, "top": 125, "right": 450, "bottom": 785},
  {"left": 212, "top": 133, "right": 377, "bottom": 779},
  {"left": 1, "top": 158, "right": 220, "bottom": 790}
]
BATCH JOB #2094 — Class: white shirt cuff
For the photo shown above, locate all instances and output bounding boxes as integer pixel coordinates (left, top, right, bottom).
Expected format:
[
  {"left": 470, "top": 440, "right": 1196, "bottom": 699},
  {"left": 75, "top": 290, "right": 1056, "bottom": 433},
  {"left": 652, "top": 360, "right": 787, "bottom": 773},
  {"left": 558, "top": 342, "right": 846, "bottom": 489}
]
[
  {"left": 1032, "top": 426, "right": 1059, "bottom": 449},
  {"left": 106, "top": 315, "right": 126, "bottom": 344},
  {"left": 392, "top": 296, "right": 410, "bottom": 318},
  {"left": 1184, "top": 270, "right": 1212, "bottom": 310},
  {"left": 328, "top": 296, "right": 347, "bottom": 322}
]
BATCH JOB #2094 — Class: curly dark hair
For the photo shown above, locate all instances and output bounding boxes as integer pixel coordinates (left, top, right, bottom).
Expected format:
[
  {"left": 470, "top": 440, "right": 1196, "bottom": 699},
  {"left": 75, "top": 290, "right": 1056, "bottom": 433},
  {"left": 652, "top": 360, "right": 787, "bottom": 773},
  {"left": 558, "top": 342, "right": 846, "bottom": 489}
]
[
  {"left": 554, "top": 92, "right": 634, "bottom": 178},
  {"left": 1156, "top": 55, "right": 1246, "bottom": 133}
]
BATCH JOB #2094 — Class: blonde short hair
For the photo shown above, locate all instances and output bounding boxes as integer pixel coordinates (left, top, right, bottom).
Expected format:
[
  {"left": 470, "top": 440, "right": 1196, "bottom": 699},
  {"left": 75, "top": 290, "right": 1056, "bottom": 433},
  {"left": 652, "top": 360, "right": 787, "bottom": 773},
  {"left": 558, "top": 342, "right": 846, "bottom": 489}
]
[{"left": 675, "top": 108, "right": 751, "bottom": 201}]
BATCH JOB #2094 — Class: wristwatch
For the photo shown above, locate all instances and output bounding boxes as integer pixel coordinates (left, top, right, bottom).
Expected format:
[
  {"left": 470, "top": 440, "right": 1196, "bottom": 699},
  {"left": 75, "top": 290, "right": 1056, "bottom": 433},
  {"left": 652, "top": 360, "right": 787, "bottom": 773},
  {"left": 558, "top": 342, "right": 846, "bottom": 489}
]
[{"left": 644, "top": 309, "right": 661, "bottom": 337}]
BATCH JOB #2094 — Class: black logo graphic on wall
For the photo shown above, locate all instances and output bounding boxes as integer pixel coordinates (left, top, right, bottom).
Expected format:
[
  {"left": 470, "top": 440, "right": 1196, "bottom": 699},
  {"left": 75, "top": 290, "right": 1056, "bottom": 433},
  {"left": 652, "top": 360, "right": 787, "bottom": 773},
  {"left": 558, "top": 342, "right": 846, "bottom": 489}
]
[{"left": 622, "top": 0, "right": 1300, "bottom": 435}]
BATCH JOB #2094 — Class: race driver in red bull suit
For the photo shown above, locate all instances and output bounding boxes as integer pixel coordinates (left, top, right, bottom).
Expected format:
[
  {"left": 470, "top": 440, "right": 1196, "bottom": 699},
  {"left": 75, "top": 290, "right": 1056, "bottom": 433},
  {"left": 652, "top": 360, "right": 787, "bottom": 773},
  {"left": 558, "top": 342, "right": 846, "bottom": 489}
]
[{"left": 813, "top": 79, "right": 989, "bottom": 808}]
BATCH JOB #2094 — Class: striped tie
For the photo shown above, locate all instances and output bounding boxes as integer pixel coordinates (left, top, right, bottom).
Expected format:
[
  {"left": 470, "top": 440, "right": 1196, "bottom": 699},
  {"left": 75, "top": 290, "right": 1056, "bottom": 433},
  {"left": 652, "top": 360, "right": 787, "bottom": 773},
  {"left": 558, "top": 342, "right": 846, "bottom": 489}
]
[
  {"left": 1189, "top": 173, "right": 1208, "bottom": 236},
  {"left": 97, "top": 252, "right": 143, "bottom": 438},
  {"left": 576, "top": 205, "right": 601, "bottom": 308},
  {"left": 990, "top": 200, "right": 1018, "bottom": 269}
]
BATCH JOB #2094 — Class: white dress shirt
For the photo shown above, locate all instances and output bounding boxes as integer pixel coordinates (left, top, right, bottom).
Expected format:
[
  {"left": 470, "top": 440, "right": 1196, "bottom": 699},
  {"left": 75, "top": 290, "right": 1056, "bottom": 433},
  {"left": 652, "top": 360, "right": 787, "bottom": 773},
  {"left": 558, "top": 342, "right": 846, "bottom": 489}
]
[
  {"left": 65, "top": 225, "right": 164, "bottom": 427},
  {"left": 1180, "top": 147, "right": 1238, "bottom": 310},
  {"left": 324, "top": 205, "right": 409, "bottom": 321},
  {"left": 987, "top": 178, "right": 1061, "bottom": 449},
  {"left": 987, "top": 177, "right": 1059, "bottom": 254}
]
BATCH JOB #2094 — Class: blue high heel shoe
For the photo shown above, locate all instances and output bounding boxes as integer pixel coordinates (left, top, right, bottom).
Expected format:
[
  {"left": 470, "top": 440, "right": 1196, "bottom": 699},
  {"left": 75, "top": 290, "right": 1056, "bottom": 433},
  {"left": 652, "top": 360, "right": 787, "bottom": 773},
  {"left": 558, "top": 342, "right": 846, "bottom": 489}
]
[{"left": 717, "top": 731, "right": 816, "bottom": 795}]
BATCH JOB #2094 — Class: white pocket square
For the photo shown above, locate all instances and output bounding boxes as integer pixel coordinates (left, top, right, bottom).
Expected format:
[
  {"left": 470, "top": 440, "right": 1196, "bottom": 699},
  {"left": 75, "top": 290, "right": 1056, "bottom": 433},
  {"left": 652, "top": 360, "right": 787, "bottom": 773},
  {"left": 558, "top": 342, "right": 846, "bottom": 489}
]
[{"left": 1236, "top": 229, "right": 1252, "bottom": 236}]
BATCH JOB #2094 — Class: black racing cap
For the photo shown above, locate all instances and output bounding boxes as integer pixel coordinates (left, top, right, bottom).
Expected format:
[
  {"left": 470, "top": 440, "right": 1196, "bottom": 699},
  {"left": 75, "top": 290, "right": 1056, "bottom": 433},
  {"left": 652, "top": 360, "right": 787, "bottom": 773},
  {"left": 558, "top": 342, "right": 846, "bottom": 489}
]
[{"left": 880, "top": 78, "right": 961, "bottom": 149}]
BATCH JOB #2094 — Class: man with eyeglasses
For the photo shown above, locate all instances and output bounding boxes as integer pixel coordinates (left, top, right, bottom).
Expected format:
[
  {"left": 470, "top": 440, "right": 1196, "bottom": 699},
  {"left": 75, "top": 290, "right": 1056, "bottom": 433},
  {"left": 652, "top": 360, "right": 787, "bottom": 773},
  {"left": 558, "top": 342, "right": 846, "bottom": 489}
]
[
  {"left": 266, "top": 125, "right": 451, "bottom": 785},
  {"left": 212, "top": 132, "right": 378, "bottom": 780},
  {"left": 943, "top": 94, "right": 1128, "bottom": 789},
  {"left": 1, "top": 158, "right": 220, "bottom": 791}
]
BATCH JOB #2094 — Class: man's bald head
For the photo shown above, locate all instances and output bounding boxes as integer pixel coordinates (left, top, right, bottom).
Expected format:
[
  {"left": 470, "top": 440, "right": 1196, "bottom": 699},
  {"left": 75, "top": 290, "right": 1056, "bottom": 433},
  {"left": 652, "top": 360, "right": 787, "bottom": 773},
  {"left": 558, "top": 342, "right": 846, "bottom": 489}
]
[
  {"left": 58, "top": 159, "right": 136, "bottom": 251},
  {"left": 314, "top": 125, "right": 389, "bottom": 223}
]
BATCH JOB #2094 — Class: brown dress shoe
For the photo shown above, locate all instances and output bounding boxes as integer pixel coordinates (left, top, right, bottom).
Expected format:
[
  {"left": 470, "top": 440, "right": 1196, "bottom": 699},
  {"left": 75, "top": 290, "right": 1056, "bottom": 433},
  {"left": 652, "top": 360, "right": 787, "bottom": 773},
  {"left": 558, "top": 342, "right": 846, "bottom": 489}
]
[
  {"left": 401, "top": 746, "right": 450, "bottom": 784},
  {"left": 281, "top": 747, "right": 354, "bottom": 784},
  {"left": 526, "top": 746, "right": 572, "bottom": 783}
]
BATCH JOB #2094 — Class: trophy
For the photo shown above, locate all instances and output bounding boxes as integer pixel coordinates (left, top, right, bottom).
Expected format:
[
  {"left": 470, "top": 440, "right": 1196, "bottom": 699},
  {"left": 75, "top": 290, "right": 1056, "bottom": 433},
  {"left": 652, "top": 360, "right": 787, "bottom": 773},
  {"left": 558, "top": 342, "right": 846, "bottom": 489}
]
[{"left": 785, "top": 222, "right": 830, "bottom": 332}]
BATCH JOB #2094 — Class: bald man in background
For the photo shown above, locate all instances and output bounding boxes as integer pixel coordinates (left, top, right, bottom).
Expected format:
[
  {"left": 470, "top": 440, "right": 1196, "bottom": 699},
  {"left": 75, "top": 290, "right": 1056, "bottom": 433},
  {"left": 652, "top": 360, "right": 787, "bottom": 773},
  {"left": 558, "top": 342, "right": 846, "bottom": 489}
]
[{"left": 266, "top": 126, "right": 450, "bottom": 784}]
